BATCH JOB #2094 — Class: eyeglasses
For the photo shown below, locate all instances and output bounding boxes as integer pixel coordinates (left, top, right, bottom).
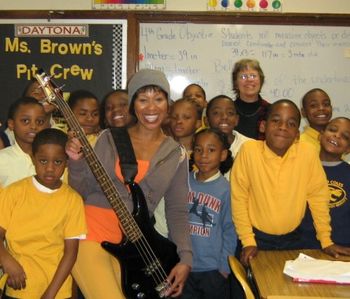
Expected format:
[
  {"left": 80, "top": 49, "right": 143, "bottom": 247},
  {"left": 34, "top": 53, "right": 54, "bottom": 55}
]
[{"left": 239, "top": 74, "right": 258, "bottom": 80}]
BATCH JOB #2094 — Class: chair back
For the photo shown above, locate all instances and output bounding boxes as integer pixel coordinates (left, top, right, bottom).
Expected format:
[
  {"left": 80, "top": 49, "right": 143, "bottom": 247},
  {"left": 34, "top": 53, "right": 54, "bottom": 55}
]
[{"left": 228, "top": 256, "right": 255, "bottom": 299}]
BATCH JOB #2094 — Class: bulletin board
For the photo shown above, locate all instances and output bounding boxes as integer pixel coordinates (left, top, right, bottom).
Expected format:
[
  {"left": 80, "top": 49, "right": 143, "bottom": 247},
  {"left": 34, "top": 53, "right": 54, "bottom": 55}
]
[{"left": 0, "top": 19, "right": 127, "bottom": 125}]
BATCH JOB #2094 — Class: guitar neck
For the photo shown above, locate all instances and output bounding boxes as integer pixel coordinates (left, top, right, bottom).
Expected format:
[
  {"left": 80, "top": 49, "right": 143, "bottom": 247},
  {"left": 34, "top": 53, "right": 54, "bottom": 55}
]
[
  {"left": 56, "top": 98, "right": 142, "bottom": 242},
  {"left": 35, "top": 72, "right": 172, "bottom": 297}
]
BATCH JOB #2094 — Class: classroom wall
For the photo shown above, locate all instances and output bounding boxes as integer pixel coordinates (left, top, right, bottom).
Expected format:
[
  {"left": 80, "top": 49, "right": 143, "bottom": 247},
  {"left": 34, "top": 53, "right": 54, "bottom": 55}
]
[{"left": 0, "top": 0, "right": 350, "bottom": 13}]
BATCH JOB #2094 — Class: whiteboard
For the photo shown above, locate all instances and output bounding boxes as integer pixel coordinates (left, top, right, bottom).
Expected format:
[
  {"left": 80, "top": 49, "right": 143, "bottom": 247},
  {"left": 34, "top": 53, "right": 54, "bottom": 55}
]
[{"left": 139, "top": 23, "right": 350, "bottom": 120}]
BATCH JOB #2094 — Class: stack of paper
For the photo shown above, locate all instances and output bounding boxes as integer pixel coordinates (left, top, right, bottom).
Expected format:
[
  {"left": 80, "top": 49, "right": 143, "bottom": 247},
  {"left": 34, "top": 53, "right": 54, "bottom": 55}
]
[{"left": 283, "top": 253, "right": 350, "bottom": 284}]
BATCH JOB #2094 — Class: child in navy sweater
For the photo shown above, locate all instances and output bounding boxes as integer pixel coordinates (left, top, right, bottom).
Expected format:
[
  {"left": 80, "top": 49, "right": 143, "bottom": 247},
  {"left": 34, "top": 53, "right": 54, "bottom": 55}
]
[
  {"left": 300, "top": 117, "right": 350, "bottom": 248},
  {"left": 182, "top": 128, "right": 236, "bottom": 299}
]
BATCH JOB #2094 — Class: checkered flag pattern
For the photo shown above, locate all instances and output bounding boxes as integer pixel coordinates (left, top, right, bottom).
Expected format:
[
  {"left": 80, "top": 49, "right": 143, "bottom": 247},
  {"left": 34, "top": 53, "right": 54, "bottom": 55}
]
[{"left": 112, "top": 24, "right": 123, "bottom": 89}]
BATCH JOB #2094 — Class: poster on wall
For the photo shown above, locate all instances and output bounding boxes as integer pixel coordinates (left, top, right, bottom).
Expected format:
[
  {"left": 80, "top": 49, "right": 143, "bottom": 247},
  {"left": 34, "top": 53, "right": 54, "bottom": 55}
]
[
  {"left": 207, "top": 0, "right": 282, "bottom": 11},
  {"left": 92, "top": 0, "right": 166, "bottom": 10},
  {"left": 0, "top": 20, "right": 127, "bottom": 125}
]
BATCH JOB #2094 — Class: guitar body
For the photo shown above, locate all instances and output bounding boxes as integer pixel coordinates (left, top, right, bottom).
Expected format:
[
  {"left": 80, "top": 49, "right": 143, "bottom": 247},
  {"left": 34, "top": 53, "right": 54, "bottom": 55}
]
[{"left": 102, "top": 183, "right": 179, "bottom": 299}]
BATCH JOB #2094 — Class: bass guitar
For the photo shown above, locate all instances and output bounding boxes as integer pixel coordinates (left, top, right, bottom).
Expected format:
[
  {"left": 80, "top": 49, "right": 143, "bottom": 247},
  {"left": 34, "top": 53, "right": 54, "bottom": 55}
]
[{"left": 35, "top": 70, "right": 179, "bottom": 299}]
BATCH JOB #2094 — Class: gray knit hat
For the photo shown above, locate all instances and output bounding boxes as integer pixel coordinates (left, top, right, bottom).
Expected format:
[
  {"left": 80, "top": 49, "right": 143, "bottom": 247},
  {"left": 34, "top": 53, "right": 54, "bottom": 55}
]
[{"left": 128, "top": 69, "right": 170, "bottom": 103}]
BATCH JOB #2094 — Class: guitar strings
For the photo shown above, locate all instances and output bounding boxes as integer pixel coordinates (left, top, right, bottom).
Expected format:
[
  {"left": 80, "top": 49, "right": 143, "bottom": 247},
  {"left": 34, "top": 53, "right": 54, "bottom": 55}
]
[{"left": 50, "top": 88, "right": 172, "bottom": 295}]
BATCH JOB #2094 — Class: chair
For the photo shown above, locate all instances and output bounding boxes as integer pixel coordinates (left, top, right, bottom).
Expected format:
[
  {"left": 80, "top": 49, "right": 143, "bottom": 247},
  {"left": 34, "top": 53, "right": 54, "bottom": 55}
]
[
  {"left": 228, "top": 256, "right": 256, "bottom": 299},
  {"left": 0, "top": 273, "right": 8, "bottom": 297}
]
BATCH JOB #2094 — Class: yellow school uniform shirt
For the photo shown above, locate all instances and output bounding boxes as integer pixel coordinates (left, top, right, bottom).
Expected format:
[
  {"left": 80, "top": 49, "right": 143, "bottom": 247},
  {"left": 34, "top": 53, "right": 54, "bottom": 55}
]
[
  {"left": 231, "top": 140, "right": 332, "bottom": 249},
  {"left": 0, "top": 177, "right": 87, "bottom": 299},
  {"left": 300, "top": 126, "right": 320, "bottom": 152}
]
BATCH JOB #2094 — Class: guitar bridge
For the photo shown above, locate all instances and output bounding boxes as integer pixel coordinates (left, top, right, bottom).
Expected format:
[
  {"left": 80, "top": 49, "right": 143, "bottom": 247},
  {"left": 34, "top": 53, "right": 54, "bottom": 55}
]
[{"left": 155, "top": 280, "right": 171, "bottom": 298}]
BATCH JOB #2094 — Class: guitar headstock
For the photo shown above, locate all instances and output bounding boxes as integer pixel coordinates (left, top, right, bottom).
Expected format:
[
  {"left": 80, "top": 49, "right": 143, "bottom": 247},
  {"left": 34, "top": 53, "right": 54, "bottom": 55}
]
[{"left": 34, "top": 69, "right": 60, "bottom": 109}]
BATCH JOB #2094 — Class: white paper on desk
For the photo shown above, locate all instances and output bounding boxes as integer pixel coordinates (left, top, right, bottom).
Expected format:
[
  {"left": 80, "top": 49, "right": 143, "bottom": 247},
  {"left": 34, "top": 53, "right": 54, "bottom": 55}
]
[{"left": 283, "top": 253, "right": 350, "bottom": 284}]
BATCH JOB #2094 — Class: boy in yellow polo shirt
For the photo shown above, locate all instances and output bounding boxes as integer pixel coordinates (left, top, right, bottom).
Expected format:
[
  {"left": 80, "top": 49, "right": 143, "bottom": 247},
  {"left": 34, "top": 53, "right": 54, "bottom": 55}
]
[
  {"left": 231, "top": 99, "right": 350, "bottom": 266},
  {"left": 0, "top": 128, "right": 86, "bottom": 299},
  {"left": 300, "top": 88, "right": 332, "bottom": 150}
]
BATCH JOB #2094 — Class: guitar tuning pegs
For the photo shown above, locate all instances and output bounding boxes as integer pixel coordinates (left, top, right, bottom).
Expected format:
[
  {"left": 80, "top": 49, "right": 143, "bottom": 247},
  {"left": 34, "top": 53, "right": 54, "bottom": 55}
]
[
  {"left": 54, "top": 84, "right": 65, "bottom": 96},
  {"left": 42, "top": 74, "right": 52, "bottom": 83}
]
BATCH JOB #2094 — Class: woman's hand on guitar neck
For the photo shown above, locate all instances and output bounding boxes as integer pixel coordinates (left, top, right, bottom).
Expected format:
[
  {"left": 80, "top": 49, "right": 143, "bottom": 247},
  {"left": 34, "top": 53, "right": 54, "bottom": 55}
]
[
  {"left": 65, "top": 134, "right": 84, "bottom": 161},
  {"left": 165, "top": 263, "right": 191, "bottom": 297}
]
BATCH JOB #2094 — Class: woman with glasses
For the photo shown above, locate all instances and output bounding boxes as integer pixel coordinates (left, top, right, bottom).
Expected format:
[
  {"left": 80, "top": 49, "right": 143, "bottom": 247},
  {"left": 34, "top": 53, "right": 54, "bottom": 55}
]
[{"left": 231, "top": 59, "right": 270, "bottom": 140}]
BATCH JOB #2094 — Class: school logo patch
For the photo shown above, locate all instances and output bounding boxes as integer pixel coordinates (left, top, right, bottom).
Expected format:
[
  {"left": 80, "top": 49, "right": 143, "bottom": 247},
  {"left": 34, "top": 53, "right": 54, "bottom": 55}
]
[{"left": 328, "top": 180, "right": 347, "bottom": 208}]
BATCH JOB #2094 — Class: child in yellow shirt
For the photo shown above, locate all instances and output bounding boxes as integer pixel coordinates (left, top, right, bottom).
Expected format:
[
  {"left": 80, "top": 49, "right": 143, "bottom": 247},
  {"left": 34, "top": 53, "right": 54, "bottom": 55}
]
[
  {"left": 231, "top": 99, "right": 350, "bottom": 266},
  {"left": 0, "top": 128, "right": 86, "bottom": 299},
  {"left": 300, "top": 88, "right": 332, "bottom": 150}
]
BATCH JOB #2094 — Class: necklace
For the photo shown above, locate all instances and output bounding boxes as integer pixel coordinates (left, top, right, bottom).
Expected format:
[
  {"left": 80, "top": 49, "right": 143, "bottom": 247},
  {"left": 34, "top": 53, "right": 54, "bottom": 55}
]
[{"left": 235, "top": 105, "right": 261, "bottom": 117}]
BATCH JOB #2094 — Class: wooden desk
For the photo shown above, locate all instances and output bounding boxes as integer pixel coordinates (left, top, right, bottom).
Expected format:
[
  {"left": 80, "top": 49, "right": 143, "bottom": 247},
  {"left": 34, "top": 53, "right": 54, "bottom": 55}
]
[{"left": 249, "top": 249, "right": 350, "bottom": 299}]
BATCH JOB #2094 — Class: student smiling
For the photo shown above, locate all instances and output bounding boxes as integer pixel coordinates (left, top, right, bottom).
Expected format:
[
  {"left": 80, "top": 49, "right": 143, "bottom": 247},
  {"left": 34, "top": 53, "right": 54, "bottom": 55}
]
[{"left": 231, "top": 99, "right": 350, "bottom": 267}]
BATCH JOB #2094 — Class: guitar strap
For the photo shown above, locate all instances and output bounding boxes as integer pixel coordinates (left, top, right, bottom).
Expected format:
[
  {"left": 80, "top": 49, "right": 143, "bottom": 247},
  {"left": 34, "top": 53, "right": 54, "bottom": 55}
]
[
  {"left": 110, "top": 127, "right": 138, "bottom": 185},
  {"left": 110, "top": 127, "right": 157, "bottom": 225}
]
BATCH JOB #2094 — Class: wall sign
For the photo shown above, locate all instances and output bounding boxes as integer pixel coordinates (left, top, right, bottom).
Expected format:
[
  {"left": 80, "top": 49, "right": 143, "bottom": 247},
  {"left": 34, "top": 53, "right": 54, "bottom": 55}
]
[
  {"left": 0, "top": 19, "right": 127, "bottom": 125},
  {"left": 92, "top": 0, "right": 166, "bottom": 10}
]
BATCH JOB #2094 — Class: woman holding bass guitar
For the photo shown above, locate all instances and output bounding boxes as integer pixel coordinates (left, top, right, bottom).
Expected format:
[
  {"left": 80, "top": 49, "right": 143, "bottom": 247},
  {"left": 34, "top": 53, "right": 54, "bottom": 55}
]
[{"left": 66, "top": 69, "right": 192, "bottom": 299}]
